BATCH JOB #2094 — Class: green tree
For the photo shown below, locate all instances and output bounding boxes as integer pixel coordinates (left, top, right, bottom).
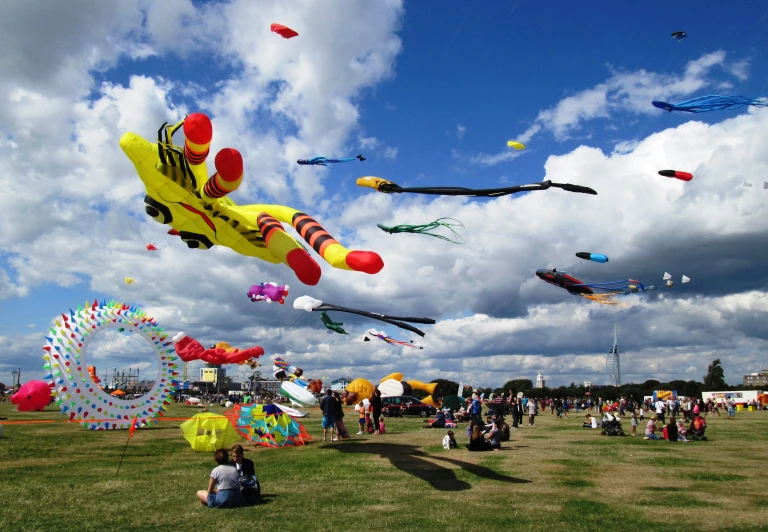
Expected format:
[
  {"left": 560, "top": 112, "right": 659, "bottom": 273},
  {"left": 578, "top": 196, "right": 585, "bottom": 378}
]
[
  {"left": 429, "top": 379, "right": 458, "bottom": 397},
  {"left": 502, "top": 379, "right": 533, "bottom": 394},
  {"left": 703, "top": 359, "right": 726, "bottom": 390}
]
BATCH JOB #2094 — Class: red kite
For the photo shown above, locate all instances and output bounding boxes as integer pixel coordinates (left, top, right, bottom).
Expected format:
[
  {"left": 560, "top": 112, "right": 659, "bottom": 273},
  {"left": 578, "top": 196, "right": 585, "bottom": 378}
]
[{"left": 271, "top": 23, "right": 298, "bottom": 39}]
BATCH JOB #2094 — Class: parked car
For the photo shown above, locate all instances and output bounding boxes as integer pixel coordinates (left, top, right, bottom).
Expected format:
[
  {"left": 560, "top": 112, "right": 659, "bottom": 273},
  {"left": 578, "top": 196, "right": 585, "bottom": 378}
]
[{"left": 381, "top": 396, "right": 437, "bottom": 417}]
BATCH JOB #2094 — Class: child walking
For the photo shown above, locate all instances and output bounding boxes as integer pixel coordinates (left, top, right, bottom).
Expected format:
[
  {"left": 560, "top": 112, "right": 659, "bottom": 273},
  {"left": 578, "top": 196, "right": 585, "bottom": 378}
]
[{"left": 630, "top": 410, "right": 638, "bottom": 436}]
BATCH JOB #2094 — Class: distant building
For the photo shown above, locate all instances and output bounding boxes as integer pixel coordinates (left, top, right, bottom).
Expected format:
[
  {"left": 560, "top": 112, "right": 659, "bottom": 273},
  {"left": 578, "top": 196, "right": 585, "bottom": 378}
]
[
  {"left": 332, "top": 378, "right": 352, "bottom": 391},
  {"left": 743, "top": 369, "right": 768, "bottom": 388},
  {"left": 200, "top": 363, "right": 226, "bottom": 384},
  {"left": 536, "top": 372, "right": 545, "bottom": 389},
  {"left": 252, "top": 379, "right": 282, "bottom": 395}
]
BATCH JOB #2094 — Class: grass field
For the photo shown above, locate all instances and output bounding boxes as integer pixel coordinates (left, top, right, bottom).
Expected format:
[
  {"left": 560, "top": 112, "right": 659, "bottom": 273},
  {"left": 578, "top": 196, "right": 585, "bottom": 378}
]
[{"left": 1, "top": 403, "right": 767, "bottom": 532}]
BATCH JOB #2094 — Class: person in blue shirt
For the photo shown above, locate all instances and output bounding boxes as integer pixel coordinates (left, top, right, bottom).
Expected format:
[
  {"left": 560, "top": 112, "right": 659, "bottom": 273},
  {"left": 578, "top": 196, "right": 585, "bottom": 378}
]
[{"left": 319, "top": 389, "right": 338, "bottom": 442}]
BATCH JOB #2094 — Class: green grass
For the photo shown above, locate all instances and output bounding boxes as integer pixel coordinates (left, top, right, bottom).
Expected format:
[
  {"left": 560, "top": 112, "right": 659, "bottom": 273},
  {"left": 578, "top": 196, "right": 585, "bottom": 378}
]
[{"left": 1, "top": 403, "right": 767, "bottom": 531}]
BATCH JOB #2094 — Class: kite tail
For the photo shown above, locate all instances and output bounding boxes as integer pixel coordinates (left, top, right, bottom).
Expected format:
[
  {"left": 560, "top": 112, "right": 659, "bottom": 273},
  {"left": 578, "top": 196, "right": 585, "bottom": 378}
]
[
  {"left": 290, "top": 212, "right": 383, "bottom": 274},
  {"left": 255, "top": 212, "right": 321, "bottom": 286},
  {"left": 580, "top": 294, "right": 625, "bottom": 306}
]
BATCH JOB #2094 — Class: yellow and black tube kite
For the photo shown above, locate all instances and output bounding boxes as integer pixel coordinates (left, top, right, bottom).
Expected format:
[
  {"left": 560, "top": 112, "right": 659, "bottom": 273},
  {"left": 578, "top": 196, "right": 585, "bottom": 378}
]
[{"left": 120, "top": 114, "right": 384, "bottom": 285}]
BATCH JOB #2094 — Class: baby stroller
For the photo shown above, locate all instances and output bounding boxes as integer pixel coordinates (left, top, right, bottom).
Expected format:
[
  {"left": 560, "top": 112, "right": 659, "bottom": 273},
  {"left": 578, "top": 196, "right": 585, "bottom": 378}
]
[{"left": 600, "top": 415, "right": 625, "bottom": 436}]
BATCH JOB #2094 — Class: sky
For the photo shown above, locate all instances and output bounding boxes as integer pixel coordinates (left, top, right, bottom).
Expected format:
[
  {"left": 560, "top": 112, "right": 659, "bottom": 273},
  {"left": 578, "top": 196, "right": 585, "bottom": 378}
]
[{"left": 1, "top": 0, "right": 768, "bottom": 391}]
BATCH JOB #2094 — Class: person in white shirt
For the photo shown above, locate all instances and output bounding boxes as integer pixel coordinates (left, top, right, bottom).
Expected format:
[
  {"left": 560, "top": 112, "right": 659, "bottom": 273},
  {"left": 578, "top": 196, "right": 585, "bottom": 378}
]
[{"left": 655, "top": 399, "right": 666, "bottom": 424}]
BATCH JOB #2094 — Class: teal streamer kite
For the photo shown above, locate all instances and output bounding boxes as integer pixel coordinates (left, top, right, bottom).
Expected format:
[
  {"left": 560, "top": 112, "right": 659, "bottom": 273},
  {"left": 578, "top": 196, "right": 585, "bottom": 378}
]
[{"left": 377, "top": 218, "right": 467, "bottom": 244}]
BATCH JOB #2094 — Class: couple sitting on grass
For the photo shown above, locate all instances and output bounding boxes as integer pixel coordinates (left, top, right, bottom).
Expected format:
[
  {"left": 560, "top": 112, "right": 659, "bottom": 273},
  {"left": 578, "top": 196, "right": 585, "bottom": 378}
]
[{"left": 196, "top": 445, "right": 261, "bottom": 509}]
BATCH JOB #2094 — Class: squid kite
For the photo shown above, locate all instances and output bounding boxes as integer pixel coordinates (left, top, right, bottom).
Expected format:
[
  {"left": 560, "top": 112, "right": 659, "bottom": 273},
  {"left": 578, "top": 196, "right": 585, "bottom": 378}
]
[
  {"left": 652, "top": 95, "right": 768, "bottom": 113},
  {"left": 658, "top": 170, "right": 693, "bottom": 182},
  {"left": 172, "top": 333, "right": 264, "bottom": 367},
  {"left": 671, "top": 31, "right": 687, "bottom": 41},
  {"left": 357, "top": 177, "right": 597, "bottom": 197},
  {"left": 377, "top": 218, "right": 466, "bottom": 244},
  {"left": 320, "top": 311, "right": 348, "bottom": 335},
  {"left": 294, "top": 295, "right": 435, "bottom": 336},
  {"left": 536, "top": 268, "right": 656, "bottom": 305},
  {"left": 120, "top": 113, "right": 383, "bottom": 285},
  {"left": 297, "top": 155, "right": 365, "bottom": 166},
  {"left": 366, "top": 328, "right": 423, "bottom": 349}
]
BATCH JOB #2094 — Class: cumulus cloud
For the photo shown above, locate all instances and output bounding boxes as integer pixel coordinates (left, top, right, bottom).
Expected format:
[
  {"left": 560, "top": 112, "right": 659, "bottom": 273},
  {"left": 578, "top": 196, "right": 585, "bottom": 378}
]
[
  {"left": 467, "top": 51, "right": 750, "bottom": 166},
  {"left": 456, "top": 124, "right": 466, "bottom": 140},
  {"left": 1, "top": 2, "right": 767, "bottom": 391}
]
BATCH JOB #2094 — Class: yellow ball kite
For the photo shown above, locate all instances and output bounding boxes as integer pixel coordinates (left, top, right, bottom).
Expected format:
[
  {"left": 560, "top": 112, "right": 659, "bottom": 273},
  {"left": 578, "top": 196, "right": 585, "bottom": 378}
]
[
  {"left": 507, "top": 140, "right": 526, "bottom": 150},
  {"left": 124, "top": 277, "right": 135, "bottom": 284},
  {"left": 120, "top": 114, "right": 384, "bottom": 285}
]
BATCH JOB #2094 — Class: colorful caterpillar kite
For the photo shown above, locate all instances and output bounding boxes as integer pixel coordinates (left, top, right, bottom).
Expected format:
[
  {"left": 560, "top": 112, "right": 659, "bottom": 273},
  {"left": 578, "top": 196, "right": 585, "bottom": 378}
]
[{"left": 120, "top": 113, "right": 384, "bottom": 285}]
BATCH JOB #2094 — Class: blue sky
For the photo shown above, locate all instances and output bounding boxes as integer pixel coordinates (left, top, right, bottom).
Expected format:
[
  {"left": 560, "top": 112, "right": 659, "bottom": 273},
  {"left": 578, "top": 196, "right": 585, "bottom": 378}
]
[{"left": 1, "top": 1, "right": 768, "bottom": 389}]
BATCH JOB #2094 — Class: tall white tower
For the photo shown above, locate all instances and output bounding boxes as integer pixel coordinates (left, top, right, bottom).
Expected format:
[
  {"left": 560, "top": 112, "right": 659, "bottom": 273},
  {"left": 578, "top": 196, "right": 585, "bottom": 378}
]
[
  {"left": 536, "top": 371, "right": 545, "bottom": 388},
  {"left": 605, "top": 323, "right": 621, "bottom": 386}
]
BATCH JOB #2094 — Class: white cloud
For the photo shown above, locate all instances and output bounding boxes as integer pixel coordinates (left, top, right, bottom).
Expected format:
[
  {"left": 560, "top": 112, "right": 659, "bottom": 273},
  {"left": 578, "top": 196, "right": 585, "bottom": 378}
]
[
  {"left": 1, "top": 3, "right": 768, "bottom": 390},
  {"left": 456, "top": 124, "right": 466, "bottom": 140}
]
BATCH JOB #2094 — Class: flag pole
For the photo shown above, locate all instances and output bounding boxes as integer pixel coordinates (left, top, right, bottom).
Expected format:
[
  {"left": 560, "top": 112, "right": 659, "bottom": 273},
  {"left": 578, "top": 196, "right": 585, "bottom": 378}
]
[{"left": 116, "top": 416, "right": 138, "bottom": 475}]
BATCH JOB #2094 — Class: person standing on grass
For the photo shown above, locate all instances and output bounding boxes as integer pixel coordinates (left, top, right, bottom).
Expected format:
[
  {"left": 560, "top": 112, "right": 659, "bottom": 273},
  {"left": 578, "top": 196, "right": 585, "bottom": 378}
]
[
  {"left": 726, "top": 398, "right": 736, "bottom": 420},
  {"left": 655, "top": 397, "right": 666, "bottom": 424},
  {"left": 470, "top": 392, "right": 483, "bottom": 427},
  {"left": 320, "top": 389, "right": 338, "bottom": 442},
  {"left": 527, "top": 397, "right": 537, "bottom": 426},
  {"left": 196, "top": 449, "right": 245, "bottom": 508},
  {"left": 333, "top": 391, "right": 350, "bottom": 440},
  {"left": 356, "top": 402, "right": 366, "bottom": 435},
  {"left": 630, "top": 410, "right": 638, "bottom": 436},
  {"left": 370, "top": 389, "right": 383, "bottom": 434}
]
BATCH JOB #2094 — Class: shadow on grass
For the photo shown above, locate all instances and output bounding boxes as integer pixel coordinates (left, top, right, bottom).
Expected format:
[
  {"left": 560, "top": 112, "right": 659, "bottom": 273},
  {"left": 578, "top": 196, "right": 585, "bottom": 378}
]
[{"left": 331, "top": 442, "right": 531, "bottom": 491}]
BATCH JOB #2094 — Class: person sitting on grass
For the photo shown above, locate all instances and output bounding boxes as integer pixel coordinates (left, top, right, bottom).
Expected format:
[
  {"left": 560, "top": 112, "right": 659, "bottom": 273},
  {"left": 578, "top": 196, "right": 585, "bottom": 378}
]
[
  {"left": 468, "top": 424, "right": 486, "bottom": 451},
  {"left": 676, "top": 418, "right": 690, "bottom": 441},
  {"left": 644, "top": 418, "right": 661, "bottom": 440},
  {"left": 582, "top": 413, "right": 592, "bottom": 428},
  {"left": 378, "top": 415, "right": 386, "bottom": 434},
  {"left": 196, "top": 449, "right": 245, "bottom": 509},
  {"left": 426, "top": 410, "right": 446, "bottom": 429},
  {"left": 484, "top": 419, "right": 502, "bottom": 451},
  {"left": 230, "top": 444, "right": 261, "bottom": 505},
  {"left": 443, "top": 430, "right": 458, "bottom": 449},
  {"left": 688, "top": 413, "right": 708, "bottom": 441}
]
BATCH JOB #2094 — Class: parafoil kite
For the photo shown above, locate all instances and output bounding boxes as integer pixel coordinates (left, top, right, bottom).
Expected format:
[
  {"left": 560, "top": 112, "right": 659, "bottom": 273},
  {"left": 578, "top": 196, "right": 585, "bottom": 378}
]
[
  {"left": 146, "top": 243, "right": 158, "bottom": 251},
  {"left": 293, "top": 295, "right": 435, "bottom": 336},
  {"left": 10, "top": 380, "right": 52, "bottom": 412},
  {"left": 658, "top": 169, "right": 693, "bottom": 182},
  {"left": 120, "top": 113, "right": 383, "bottom": 285},
  {"left": 172, "top": 333, "right": 265, "bottom": 366},
  {"left": 663, "top": 272, "right": 690, "bottom": 288},
  {"left": 377, "top": 218, "right": 466, "bottom": 244},
  {"left": 671, "top": 31, "right": 687, "bottom": 41},
  {"left": 124, "top": 277, "right": 135, "bottom": 284},
  {"left": 576, "top": 252, "right": 608, "bottom": 263},
  {"left": 536, "top": 268, "right": 656, "bottom": 305},
  {"left": 321, "top": 311, "right": 348, "bottom": 335},
  {"left": 357, "top": 177, "right": 597, "bottom": 198},
  {"left": 248, "top": 282, "right": 289, "bottom": 304},
  {"left": 507, "top": 141, "right": 526, "bottom": 150},
  {"left": 225, "top": 403, "right": 312, "bottom": 447},
  {"left": 271, "top": 23, "right": 298, "bottom": 39},
  {"left": 297, "top": 155, "right": 365, "bottom": 166},
  {"left": 652, "top": 94, "right": 767, "bottom": 113},
  {"left": 180, "top": 413, "right": 241, "bottom": 451},
  {"left": 366, "top": 329, "right": 423, "bottom": 349}
]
